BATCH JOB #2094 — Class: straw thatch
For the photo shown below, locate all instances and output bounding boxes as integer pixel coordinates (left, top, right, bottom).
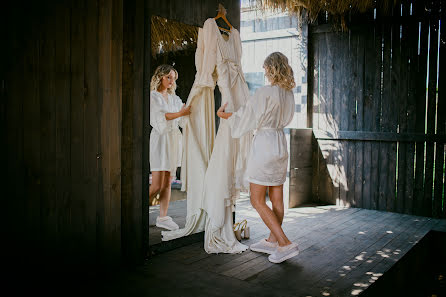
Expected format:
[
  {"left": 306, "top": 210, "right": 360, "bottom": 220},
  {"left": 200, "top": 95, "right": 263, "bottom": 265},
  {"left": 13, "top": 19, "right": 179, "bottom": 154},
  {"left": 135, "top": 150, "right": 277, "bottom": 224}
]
[
  {"left": 151, "top": 15, "right": 199, "bottom": 58},
  {"left": 256, "top": 0, "right": 396, "bottom": 30}
]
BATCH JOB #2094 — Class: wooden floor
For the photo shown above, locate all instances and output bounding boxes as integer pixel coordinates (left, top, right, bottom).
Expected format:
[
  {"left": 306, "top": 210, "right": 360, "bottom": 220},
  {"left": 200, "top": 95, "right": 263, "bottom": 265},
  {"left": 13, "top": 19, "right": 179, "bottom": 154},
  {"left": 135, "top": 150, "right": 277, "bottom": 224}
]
[{"left": 123, "top": 195, "right": 445, "bottom": 297}]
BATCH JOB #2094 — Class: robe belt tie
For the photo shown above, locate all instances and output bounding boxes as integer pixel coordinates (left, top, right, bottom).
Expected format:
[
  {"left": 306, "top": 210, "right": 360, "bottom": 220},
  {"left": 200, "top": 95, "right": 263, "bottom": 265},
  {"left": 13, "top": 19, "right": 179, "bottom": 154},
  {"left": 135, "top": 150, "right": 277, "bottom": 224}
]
[
  {"left": 254, "top": 127, "right": 283, "bottom": 136},
  {"left": 257, "top": 127, "right": 283, "bottom": 131},
  {"left": 221, "top": 58, "right": 245, "bottom": 88}
]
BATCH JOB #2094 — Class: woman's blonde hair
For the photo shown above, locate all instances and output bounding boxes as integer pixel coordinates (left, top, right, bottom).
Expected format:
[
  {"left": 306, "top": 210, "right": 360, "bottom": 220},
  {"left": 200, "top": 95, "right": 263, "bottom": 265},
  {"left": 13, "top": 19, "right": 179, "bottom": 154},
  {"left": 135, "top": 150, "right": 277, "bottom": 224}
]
[
  {"left": 150, "top": 64, "right": 178, "bottom": 94},
  {"left": 263, "top": 52, "right": 296, "bottom": 91}
]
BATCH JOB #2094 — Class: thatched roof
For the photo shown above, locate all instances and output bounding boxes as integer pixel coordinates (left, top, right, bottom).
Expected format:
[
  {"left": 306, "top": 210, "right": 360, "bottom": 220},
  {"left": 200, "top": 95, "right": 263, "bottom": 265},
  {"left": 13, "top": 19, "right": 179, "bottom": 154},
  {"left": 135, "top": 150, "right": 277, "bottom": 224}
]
[
  {"left": 151, "top": 15, "right": 199, "bottom": 58},
  {"left": 257, "top": 0, "right": 396, "bottom": 29}
]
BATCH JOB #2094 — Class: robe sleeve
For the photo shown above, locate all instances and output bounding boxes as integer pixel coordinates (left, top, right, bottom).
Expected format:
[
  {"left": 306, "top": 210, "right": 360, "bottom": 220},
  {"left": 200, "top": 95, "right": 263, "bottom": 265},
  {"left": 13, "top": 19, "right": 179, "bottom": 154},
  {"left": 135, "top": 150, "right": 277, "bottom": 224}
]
[
  {"left": 195, "top": 27, "right": 204, "bottom": 73},
  {"left": 283, "top": 91, "right": 295, "bottom": 127},
  {"left": 150, "top": 91, "right": 168, "bottom": 134},
  {"left": 173, "top": 94, "right": 186, "bottom": 128},
  {"left": 195, "top": 19, "right": 217, "bottom": 88},
  {"left": 228, "top": 87, "right": 266, "bottom": 138}
]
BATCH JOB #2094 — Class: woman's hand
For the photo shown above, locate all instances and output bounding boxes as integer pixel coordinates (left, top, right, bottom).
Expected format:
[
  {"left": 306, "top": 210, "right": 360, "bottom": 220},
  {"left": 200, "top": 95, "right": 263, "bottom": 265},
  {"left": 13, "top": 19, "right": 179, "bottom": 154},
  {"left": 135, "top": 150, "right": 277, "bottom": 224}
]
[
  {"left": 165, "top": 104, "right": 191, "bottom": 121},
  {"left": 179, "top": 104, "right": 191, "bottom": 116},
  {"left": 217, "top": 103, "right": 233, "bottom": 119}
]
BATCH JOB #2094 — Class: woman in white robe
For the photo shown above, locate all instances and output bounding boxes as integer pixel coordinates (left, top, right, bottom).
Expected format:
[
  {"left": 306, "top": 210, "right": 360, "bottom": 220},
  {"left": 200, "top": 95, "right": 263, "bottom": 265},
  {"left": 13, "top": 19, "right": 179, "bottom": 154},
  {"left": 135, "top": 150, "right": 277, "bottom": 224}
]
[
  {"left": 149, "top": 65, "right": 191, "bottom": 231},
  {"left": 218, "top": 52, "right": 300, "bottom": 263}
]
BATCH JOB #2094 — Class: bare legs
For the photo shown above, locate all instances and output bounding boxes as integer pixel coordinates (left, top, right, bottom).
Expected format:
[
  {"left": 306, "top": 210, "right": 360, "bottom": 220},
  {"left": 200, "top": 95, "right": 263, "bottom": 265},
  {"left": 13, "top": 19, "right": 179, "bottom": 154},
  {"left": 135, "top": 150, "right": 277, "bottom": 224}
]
[
  {"left": 267, "top": 186, "right": 285, "bottom": 243},
  {"left": 250, "top": 183, "right": 291, "bottom": 247},
  {"left": 149, "top": 171, "right": 172, "bottom": 217}
]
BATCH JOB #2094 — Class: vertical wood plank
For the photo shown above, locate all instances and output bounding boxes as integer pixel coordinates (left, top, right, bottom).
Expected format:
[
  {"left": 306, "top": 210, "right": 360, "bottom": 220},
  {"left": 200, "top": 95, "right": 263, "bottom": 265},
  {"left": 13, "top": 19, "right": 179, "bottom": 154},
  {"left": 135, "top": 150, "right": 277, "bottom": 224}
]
[
  {"left": 317, "top": 31, "right": 333, "bottom": 204},
  {"left": 320, "top": 32, "right": 329, "bottom": 133},
  {"left": 22, "top": 9, "right": 41, "bottom": 261},
  {"left": 169, "top": 0, "right": 177, "bottom": 22},
  {"left": 435, "top": 3, "right": 445, "bottom": 218},
  {"left": 423, "top": 3, "right": 439, "bottom": 217},
  {"left": 338, "top": 31, "right": 350, "bottom": 206},
  {"left": 362, "top": 19, "right": 375, "bottom": 210},
  {"left": 326, "top": 32, "right": 338, "bottom": 204},
  {"left": 39, "top": 3, "right": 58, "bottom": 261},
  {"left": 160, "top": 0, "right": 169, "bottom": 19},
  {"left": 403, "top": 0, "right": 418, "bottom": 215},
  {"left": 333, "top": 31, "right": 352, "bottom": 206},
  {"left": 109, "top": 0, "right": 123, "bottom": 265},
  {"left": 122, "top": 0, "right": 134, "bottom": 265},
  {"left": 122, "top": 0, "right": 145, "bottom": 264},
  {"left": 388, "top": 2, "right": 401, "bottom": 213},
  {"left": 4, "top": 5, "right": 26, "bottom": 263},
  {"left": 70, "top": 0, "right": 87, "bottom": 265},
  {"left": 354, "top": 31, "right": 364, "bottom": 209},
  {"left": 396, "top": 2, "right": 409, "bottom": 214},
  {"left": 413, "top": 1, "right": 429, "bottom": 216},
  {"left": 83, "top": 0, "right": 99, "bottom": 263},
  {"left": 346, "top": 31, "right": 358, "bottom": 207},
  {"left": 54, "top": 0, "right": 72, "bottom": 265},
  {"left": 379, "top": 16, "right": 392, "bottom": 212},
  {"left": 98, "top": 0, "right": 113, "bottom": 266},
  {"left": 370, "top": 12, "right": 382, "bottom": 211}
]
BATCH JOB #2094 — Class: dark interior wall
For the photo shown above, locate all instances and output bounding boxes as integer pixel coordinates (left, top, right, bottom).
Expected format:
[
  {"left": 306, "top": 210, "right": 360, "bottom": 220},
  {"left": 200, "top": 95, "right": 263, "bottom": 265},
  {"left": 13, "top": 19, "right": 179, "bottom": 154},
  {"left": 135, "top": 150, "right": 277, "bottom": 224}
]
[
  {"left": 149, "top": 0, "right": 240, "bottom": 28},
  {"left": 2, "top": 0, "right": 146, "bottom": 272},
  {"left": 123, "top": 0, "right": 146, "bottom": 266}
]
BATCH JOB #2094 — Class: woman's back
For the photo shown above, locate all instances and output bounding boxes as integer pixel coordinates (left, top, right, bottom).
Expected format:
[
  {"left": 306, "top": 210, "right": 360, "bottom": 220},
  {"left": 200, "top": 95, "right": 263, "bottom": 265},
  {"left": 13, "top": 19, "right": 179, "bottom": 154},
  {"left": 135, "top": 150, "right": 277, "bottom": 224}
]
[{"left": 255, "top": 85, "right": 294, "bottom": 130}]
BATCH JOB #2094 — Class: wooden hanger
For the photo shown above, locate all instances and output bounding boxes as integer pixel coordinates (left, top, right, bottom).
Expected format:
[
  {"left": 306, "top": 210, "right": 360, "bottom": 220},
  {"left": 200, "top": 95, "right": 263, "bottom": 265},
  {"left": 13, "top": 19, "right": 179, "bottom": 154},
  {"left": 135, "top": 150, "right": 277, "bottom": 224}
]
[{"left": 214, "top": 3, "right": 232, "bottom": 32}]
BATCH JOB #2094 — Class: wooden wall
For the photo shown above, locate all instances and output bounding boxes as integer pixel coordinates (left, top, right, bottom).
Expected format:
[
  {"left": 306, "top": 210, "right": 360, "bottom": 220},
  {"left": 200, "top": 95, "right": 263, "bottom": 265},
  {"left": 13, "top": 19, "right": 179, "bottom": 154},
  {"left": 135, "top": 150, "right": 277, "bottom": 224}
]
[
  {"left": 289, "top": 129, "right": 313, "bottom": 207},
  {"left": 3, "top": 0, "right": 145, "bottom": 272},
  {"left": 308, "top": 0, "right": 445, "bottom": 218},
  {"left": 123, "top": 0, "right": 146, "bottom": 266},
  {"left": 2, "top": 0, "right": 241, "bottom": 273},
  {"left": 148, "top": 0, "right": 240, "bottom": 29}
]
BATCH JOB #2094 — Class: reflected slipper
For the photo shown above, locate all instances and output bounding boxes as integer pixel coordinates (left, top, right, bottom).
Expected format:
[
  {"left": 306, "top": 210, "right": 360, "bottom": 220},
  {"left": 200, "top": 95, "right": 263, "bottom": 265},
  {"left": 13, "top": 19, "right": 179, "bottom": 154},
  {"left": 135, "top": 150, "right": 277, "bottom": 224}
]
[{"left": 156, "top": 216, "right": 179, "bottom": 231}]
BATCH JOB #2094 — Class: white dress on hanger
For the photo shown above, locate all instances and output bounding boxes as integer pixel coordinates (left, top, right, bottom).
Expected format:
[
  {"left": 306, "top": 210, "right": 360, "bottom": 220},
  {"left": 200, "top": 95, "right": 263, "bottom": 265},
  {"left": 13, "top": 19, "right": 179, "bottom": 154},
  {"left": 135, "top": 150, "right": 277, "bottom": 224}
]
[
  {"left": 149, "top": 90, "right": 184, "bottom": 176},
  {"left": 162, "top": 18, "right": 251, "bottom": 254}
]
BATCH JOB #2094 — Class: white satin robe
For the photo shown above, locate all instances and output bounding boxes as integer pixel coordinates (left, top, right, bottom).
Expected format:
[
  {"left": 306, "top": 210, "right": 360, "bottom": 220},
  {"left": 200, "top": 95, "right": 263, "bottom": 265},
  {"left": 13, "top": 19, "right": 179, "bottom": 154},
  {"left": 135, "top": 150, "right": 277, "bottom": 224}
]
[
  {"left": 149, "top": 91, "right": 184, "bottom": 176},
  {"left": 228, "top": 85, "right": 295, "bottom": 186}
]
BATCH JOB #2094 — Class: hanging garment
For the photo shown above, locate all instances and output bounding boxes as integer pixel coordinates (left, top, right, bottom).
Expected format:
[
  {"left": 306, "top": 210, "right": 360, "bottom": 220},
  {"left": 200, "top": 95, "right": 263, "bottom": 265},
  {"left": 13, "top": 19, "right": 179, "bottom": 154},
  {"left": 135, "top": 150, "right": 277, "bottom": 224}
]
[
  {"left": 162, "top": 18, "right": 251, "bottom": 254},
  {"left": 228, "top": 85, "right": 295, "bottom": 186},
  {"left": 149, "top": 91, "right": 184, "bottom": 176}
]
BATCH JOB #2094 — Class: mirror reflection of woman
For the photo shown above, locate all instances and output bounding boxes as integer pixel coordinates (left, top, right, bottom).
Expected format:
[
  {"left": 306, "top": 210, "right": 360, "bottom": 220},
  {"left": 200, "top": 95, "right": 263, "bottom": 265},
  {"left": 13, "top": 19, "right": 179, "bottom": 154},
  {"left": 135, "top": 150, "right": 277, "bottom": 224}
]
[{"left": 149, "top": 64, "right": 191, "bottom": 231}]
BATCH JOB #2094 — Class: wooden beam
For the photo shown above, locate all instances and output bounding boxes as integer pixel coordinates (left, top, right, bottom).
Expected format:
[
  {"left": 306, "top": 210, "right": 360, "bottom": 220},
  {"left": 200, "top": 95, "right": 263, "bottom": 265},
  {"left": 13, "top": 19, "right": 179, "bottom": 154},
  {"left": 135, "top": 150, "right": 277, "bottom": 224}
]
[{"left": 313, "top": 130, "right": 446, "bottom": 143}]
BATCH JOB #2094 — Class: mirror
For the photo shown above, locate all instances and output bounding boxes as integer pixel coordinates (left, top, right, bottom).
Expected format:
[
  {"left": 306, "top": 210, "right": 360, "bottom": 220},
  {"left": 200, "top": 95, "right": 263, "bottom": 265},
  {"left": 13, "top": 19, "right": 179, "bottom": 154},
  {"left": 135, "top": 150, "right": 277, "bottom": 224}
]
[{"left": 149, "top": 16, "right": 199, "bottom": 247}]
